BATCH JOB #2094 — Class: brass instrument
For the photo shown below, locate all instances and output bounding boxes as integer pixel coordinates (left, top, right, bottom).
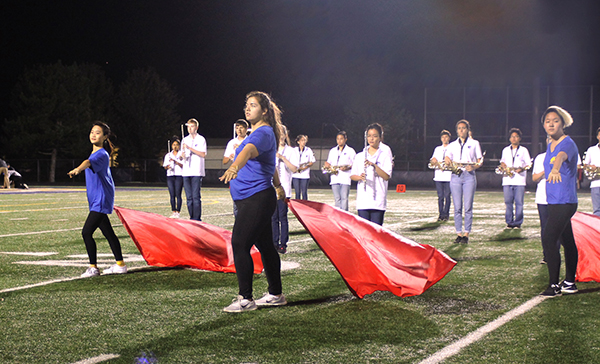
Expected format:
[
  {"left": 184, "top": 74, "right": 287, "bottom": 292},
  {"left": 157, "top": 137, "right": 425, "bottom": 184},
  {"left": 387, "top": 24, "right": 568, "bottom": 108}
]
[
  {"left": 322, "top": 165, "right": 351, "bottom": 175},
  {"left": 581, "top": 164, "right": 600, "bottom": 180},
  {"left": 428, "top": 160, "right": 450, "bottom": 171},
  {"left": 449, "top": 151, "right": 486, "bottom": 176},
  {"left": 495, "top": 162, "right": 533, "bottom": 178},
  {"left": 299, "top": 162, "right": 312, "bottom": 170}
]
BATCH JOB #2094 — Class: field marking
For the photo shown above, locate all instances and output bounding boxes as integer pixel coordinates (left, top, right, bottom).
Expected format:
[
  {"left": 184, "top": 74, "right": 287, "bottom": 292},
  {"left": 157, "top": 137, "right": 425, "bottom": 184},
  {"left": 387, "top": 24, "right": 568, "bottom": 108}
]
[
  {"left": 0, "top": 227, "right": 83, "bottom": 238},
  {"left": 70, "top": 354, "right": 120, "bottom": 364},
  {"left": 418, "top": 295, "right": 548, "bottom": 364},
  {"left": 0, "top": 251, "right": 58, "bottom": 256}
]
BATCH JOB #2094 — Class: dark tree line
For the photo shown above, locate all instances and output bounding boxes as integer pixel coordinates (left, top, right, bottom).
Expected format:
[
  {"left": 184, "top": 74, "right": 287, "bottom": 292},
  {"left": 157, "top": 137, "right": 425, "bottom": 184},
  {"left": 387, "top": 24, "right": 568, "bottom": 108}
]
[{"left": 3, "top": 61, "right": 180, "bottom": 182}]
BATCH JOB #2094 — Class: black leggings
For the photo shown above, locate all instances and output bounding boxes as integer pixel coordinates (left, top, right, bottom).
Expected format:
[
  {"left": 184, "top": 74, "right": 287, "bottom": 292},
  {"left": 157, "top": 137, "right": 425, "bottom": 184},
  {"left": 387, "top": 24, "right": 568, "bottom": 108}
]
[
  {"left": 232, "top": 187, "right": 281, "bottom": 299},
  {"left": 541, "top": 203, "right": 578, "bottom": 285},
  {"left": 82, "top": 211, "right": 124, "bottom": 265}
]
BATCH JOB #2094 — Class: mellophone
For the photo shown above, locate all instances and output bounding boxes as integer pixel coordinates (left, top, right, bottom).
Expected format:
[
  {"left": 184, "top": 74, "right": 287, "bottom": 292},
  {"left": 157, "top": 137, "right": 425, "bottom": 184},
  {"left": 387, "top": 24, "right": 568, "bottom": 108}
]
[
  {"left": 322, "top": 165, "right": 351, "bottom": 175},
  {"left": 495, "top": 162, "right": 532, "bottom": 178},
  {"left": 429, "top": 151, "right": 486, "bottom": 176}
]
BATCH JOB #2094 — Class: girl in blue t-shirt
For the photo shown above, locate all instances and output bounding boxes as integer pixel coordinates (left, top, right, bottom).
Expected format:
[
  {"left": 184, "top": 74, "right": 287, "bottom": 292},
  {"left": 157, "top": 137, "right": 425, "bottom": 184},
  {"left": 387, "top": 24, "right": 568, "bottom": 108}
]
[
  {"left": 68, "top": 122, "right": 127, "bottom": 278},
  {"left": 219, "top": 91, "right": 287, "bottom": 313},
  {"left": 539, "top": 106, "right": 579, "bottom": 297}
]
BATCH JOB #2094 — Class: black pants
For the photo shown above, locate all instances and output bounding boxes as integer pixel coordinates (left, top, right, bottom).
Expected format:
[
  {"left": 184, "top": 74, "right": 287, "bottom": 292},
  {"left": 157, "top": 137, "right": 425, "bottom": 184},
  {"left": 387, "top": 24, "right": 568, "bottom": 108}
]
[
  {"left": 541, "top": 203, "right": 578, "bottom": 285},
  {"left": 232, "top": 187, "right": 281, "bottom": 299},
  {"left": 82, "top": 211, "right": 124, "bottom": 265}
]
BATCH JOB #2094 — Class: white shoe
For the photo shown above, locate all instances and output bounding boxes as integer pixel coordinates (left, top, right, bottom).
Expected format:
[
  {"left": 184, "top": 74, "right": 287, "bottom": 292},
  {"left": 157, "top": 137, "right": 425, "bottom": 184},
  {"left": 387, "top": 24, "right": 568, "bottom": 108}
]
[
  {"left": 255, "top": 293, "right": 287, "bottom": 307},
  {"left": 223, "top": 295, "right": 257, "bottom": 313},
  {"left": 81, "top": 267, "right": 100, "bottom": 278},
  {"left": 169, "top": 212, "right": 178, "bottom": 218},
  {"left": 175, "top": 212, "right": 180, "bottom": 218},
  {"left": 103, "top": 264, "right": 128, "bottom": 275}
]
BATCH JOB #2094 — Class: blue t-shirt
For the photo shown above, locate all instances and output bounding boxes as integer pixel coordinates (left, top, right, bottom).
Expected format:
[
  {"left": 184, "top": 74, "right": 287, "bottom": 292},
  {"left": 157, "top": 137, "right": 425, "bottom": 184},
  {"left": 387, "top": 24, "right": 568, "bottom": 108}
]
[
  {"left": 230, "top": 126, "right": 276, "bottom": 201},
  {"left": 85, "top": 148, "right": 115, "bottom": 214},
  {"left": 543, "top": 136, "right": 578, "bottom": 205}
]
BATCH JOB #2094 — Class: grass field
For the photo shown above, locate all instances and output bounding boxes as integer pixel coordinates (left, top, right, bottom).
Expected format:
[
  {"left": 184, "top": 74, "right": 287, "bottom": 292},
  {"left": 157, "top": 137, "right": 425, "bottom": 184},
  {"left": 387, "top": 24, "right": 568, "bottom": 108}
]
[{"left": 1, "top": 186, "right": 599, "bottom": 364}]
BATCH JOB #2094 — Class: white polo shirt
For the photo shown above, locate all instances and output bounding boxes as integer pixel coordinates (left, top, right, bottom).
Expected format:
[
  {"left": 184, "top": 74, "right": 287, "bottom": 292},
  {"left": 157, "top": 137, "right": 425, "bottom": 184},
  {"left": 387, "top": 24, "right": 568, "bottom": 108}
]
[
  {"left": 533, "top": 152, "right": 547, "bottom": 205},
  {"left": 446, "top": 137, "right": 483, "bottom": 168},
  {"left": 276, "top": 145, "right": 299, "bottom": 198},
  {"left": 224, "top": 136, "right": 245, "bottom": 161},
  {"left": 292, "top": 146, "right": 315, "bottom": 179},
  {"left": 500, "top": 145, "right": 531, "bottom": 186},
  {"left": 584, "top": 144, "right": 600, "bottom": 188},
  {"left": 182, "top": 134, "right": 207, "bottom": 177},
  {"left": 163, "top": 151, "right": 183, "bottom": 177},
  {"left": 431, "top": 144, "right": 452, "bottom": 182},
  {"left": 351, "top": 145, "right": 393, "bottom": 211},
  {"left": 326, "top": 145, "right": 356, "bottom": 186}
]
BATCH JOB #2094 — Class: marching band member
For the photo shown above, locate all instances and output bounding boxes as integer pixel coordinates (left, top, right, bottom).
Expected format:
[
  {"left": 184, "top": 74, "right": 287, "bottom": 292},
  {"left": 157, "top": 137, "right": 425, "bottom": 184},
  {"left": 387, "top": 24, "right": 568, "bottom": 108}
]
[
  {"left": 163, "top": 139, "right": 184, "bottom": 218},
  {"left": 292, "top": 134, "right": 315, "bottom": 200},
  {"left": 323, "top": 131, "right": 356, "bottom": 211},
  {"left": 539, "top": 106, "right": 579, "bottom": 296},
  {"left": 181, "top": 118, "right": 207, "bottom": 221},
  {"left": 532, "top": 136, "right": 551, "bottom": 264},
  {"left": 499, "top": 128, "right": 531, "bottom": 229},
  {"left": 223, "top": 119, "right": 249, "bottom": 165},
  {"left": 444, "top": 119, "right": 483, "bottom": 244},
  {"left": 350, "top": 123, "right": 393, "bottom": 226},
  {"left": 272, "top": 125, "right": 299, "bottom": 254},
  {"left": 583, "top": 126, "right": 600, "bottom": 216},
  {"left": 430, "top": 130, "right": 452, "bottom": 221}
]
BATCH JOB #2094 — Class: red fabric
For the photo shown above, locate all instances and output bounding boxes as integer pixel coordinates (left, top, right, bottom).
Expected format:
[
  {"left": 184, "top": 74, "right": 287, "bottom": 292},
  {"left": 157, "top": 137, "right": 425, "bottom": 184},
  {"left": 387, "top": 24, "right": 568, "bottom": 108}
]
[
  {"left": 287, "top": 199, "right": 457, "bottom": 298},
  {"left": 572, "top": 211, "right": 600, "bottom": 282},
  {"left": 114, "top": 206, "right": 263, "bottom": 273}
]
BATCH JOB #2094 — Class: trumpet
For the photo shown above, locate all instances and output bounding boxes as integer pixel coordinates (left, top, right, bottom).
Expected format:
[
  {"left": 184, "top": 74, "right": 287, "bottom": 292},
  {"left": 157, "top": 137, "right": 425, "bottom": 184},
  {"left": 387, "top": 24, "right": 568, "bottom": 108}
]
[{"left": 298, "top": 162, "right": 312, "bottom": 171}]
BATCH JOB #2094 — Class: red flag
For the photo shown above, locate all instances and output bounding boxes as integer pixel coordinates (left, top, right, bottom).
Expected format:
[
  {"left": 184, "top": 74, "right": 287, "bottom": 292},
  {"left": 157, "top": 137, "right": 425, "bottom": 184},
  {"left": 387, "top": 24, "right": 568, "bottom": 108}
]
[
  {"left": 572, "top": 211, "right": 600, "bottom": 282},
  {"left": 287, "top": 199, "right": 456, "bottom": 298},
  {"left": 114, "top": 206, "right": 263, "bottom": 274}
]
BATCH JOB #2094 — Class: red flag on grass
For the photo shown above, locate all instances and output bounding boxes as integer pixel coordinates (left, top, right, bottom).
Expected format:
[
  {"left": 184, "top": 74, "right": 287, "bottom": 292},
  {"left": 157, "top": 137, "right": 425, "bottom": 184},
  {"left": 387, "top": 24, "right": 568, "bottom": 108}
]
[
  {"left": 114, "top": 206, "right": 263, "bottom": 274},
  {"left": 572, "top": 211, "right": 600, "bottom": 282},
  {"left": 287, "top": 199, "right": 456, "bottom": 298}
]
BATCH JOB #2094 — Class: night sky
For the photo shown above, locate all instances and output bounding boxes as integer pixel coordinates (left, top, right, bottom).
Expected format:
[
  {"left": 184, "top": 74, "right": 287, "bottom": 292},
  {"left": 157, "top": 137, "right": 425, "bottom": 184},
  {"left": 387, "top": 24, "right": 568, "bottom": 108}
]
[{"left": 2, "top": 0, "right": 600, "bottom": 142}]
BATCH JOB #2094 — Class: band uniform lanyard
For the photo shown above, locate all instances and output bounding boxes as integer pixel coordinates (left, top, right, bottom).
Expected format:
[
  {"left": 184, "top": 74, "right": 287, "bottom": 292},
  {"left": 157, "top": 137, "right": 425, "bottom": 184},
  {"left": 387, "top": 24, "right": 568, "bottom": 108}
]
[
  {"left": 459, "top": 136, "right": 469, "bottom": 162},
  {"left": 511, "top": 145, "right": 520, "bottom": 169},
  {"left": 336, "top": 145, "right": 345, "bottom": 166}
]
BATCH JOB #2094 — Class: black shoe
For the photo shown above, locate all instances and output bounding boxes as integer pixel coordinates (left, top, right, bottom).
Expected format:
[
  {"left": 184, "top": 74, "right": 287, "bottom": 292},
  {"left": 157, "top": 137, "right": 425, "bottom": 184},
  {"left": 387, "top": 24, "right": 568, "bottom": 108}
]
[
  {"left": 539, "top": 259, "right": 547, "bottom": 265},
  {"left": 540, "top": 284, "right": 562, "bottom": 297},
  {"left": 461, "top": 236, "right": 469, "bottom": 244},
  {"left": 453, "top": 236, "right": 462, "bottom": 244},
  {"left": 277, "top": 246, "right": 287, "bottom": 254},
  {"left": 559, "top": 281, "right": 578, "bottom": 294}
]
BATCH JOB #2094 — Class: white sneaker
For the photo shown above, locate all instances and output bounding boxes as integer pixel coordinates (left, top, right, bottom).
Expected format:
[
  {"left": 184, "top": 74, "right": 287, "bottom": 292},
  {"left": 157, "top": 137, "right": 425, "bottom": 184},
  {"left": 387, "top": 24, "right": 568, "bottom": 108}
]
[
  {"left": 255, "top": 293, "right": 287, "bottom": 307},
  {"left": 175, "top": 212, "right": 180, "bottom": 218},
  {"left": 223, "top": 295, "right": 257, "bottom": 313},
  {"left": 169, "top": 212, "right": 178, "bottom": 218},
  {"left": 81, "top": 267, "right": 100, "bottom": 278},
  {"left": 103, "top": 264, "right": 128, "bottom": 275}
]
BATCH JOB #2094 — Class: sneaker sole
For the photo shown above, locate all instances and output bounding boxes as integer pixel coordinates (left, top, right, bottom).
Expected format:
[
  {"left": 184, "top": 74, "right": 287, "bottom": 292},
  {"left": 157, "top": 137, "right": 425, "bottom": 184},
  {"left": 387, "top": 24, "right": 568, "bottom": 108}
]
[
  {"left": 256, "top": 301, "right": 287, "bottom": 307},
  {"left": 223, "top": 305, "right": 257, "bottom": 313}
]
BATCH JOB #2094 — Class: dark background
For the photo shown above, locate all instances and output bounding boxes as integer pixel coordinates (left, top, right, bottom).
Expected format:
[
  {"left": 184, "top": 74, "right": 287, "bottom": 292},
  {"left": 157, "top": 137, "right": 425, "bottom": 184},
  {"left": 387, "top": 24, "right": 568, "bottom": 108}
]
[{"left": 2, "top": 0, "right": 600, "bottom": 145}]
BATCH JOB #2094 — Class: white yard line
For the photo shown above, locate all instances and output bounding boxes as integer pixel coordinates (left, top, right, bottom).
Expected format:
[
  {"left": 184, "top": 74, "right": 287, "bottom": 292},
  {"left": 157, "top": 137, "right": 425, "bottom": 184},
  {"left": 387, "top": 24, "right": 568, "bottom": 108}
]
[
  {"left": 69, "top": 354, "right": 120, "bottom": 364},
  {"left": 418, "top": 295, "right": 549, "bottom": 364}
]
